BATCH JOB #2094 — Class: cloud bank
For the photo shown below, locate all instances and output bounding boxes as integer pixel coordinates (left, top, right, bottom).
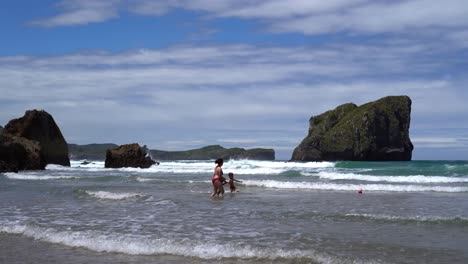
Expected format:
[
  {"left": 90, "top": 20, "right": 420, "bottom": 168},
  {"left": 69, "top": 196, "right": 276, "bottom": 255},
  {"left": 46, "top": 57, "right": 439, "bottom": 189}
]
[
  {"left": 1, "top": 41, "right": 467, "bottom": 159},
  {"left": 30, "top": 0, "right": 468, "bottom": 42}
]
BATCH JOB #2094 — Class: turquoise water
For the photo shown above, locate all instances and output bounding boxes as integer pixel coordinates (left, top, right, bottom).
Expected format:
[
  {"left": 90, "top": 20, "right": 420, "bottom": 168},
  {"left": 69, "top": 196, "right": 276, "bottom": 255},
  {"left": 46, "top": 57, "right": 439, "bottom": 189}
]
[{"left": 1, "top": 160, "right": 467, "bottom": 263}]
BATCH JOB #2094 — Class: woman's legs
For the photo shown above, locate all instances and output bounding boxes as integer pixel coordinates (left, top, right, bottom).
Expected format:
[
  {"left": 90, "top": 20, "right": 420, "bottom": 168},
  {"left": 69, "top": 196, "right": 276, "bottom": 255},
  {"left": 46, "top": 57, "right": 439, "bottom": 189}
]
[{"left": 211, "top": 182, "right": 217, "bottom": 197}]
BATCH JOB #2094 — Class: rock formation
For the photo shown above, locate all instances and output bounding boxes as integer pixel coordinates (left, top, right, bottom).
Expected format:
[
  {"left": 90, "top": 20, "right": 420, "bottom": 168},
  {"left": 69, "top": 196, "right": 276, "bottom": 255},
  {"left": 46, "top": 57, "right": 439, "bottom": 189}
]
[
  {"left": 291, "top": 96, "right": 413, "bottom": 161},
  {"left": 3, "top": 110, "right": 70, "bottom": 166},
  {"left": 105, "top": 143, "right": 156, "bottom": 168},
  {"left": 150, "top": 145, "right": 275, "bottom": 160},
  {"left": 0, "top": 133, "right": 43, "bottom": 172}
]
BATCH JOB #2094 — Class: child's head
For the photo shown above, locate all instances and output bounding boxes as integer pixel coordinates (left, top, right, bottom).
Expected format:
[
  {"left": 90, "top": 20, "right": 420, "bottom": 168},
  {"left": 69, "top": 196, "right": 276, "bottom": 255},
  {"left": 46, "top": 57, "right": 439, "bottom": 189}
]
[{"left": 228, "top": 172, "right": 234, "bottom": 178}]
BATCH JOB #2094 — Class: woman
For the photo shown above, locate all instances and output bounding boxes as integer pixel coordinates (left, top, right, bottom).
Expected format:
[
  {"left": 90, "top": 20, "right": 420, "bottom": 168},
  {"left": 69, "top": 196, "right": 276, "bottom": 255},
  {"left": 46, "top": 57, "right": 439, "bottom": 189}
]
[{"left": 211, "top": 158, "right": 225, "bottom": 197}]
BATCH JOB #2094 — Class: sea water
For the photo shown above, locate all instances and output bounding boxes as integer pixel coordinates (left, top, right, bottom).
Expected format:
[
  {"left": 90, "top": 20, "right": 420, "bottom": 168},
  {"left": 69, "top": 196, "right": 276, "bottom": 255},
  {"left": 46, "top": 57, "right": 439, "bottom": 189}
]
[{"left": 1, "top": 160, "right": 467, "bottom": 263}]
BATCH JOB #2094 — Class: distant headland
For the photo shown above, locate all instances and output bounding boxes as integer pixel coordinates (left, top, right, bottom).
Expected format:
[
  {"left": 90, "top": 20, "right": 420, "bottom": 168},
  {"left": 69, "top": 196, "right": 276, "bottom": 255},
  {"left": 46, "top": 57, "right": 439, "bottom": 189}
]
[{"left": 69, "top": 144, "right": 275, "bottom": 161}]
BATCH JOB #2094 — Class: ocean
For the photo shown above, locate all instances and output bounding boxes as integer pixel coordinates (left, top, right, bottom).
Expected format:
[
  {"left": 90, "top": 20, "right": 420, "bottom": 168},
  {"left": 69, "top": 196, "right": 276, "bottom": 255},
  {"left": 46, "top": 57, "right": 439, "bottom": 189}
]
[{"left": 1, "top": 160, "right": 467, "bottom": 263}]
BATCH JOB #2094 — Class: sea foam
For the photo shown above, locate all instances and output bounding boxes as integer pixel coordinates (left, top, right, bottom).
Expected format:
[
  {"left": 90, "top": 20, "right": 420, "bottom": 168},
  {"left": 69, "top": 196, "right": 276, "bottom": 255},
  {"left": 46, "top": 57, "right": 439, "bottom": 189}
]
[
  {"left": 63, "top": 159, "right": 335, "bottom": 175},
  {"left": 3, "top": 172, "right": 79, "bottom": 180},
  {"left": 314, "top": 171, "right": 468, "bottom": 183},
  {"left": 84, "top": 190, "right": 148, "bottom": 200},
  {"left": 242, "top": 180, "right": 468, "bottom": 193},
  {"left": 0, "top": 224, "right": 328, "bottom": 261},
  {"left": 344, "top": 213, "right": 468, "bottom": 225}
]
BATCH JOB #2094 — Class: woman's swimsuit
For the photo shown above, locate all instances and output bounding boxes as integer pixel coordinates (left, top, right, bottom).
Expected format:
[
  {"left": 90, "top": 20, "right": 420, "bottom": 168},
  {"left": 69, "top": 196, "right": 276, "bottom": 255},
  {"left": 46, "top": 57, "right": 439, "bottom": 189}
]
[{"left": 212, "top": 167, "right": 223, "bottom": 184}]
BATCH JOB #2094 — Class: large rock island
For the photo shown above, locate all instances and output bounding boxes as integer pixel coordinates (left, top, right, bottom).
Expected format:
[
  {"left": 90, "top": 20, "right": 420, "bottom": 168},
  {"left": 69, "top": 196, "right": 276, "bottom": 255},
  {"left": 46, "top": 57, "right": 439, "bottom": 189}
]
[
  {"left": 150, "top": 145, "right": 275, "bottom": 160},
  {"left": 291, "top": 96, "right": 413, "bottom": 161},
  {"left": 0, "top": 110, "right": 70, "bottom": 172}
]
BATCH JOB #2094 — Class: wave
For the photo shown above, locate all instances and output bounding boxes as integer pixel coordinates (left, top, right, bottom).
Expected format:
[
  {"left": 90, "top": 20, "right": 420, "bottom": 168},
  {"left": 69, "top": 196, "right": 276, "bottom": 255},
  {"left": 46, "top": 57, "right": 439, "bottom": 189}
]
[
  {"left": 241, "top": 180, "right": 468, "bottom": 193},
  {"left": 313, "top": 172, "right": 468, "bottom": 183},
  {"left": 83, "top": 190, "right": 149, "bottom": 200},
  {"left": 344, "top": 213, "right": 468, "bottom": 225},
  {"left": 70, "top": 160, "right": 105, "bottom": 169},
  {"left": 2, "top": 172, "right": 79, "bottom": 180},
  {"left": 49, "top": 163, "right": 160, "bottom": 173},
  {"left": 64, "top": 160, "right": 336, "bottom": 175},
  {"left": 0, "top": 224, "right": 327, "bottom": 261}
]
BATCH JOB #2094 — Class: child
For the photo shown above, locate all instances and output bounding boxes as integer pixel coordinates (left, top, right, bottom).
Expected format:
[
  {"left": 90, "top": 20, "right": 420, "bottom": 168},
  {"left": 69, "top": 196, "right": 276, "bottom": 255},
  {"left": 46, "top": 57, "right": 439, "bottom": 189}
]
[{"left": 228, "top": 172, "right": 242, "bottom": 193}]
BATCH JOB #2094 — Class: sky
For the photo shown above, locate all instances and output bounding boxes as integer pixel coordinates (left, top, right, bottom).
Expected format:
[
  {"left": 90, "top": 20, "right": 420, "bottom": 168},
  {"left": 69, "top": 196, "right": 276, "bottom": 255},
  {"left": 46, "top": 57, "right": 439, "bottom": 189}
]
[{"left": 1, "top": 0, "right": 468, "bottom": 160}]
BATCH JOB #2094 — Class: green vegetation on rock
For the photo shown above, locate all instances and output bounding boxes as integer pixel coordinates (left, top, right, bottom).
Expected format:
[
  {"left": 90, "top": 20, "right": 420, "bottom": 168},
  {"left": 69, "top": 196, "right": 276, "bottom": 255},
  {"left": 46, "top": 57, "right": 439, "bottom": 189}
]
[{"left": 291, "top": 96, "right": 413, "bottom": 161}]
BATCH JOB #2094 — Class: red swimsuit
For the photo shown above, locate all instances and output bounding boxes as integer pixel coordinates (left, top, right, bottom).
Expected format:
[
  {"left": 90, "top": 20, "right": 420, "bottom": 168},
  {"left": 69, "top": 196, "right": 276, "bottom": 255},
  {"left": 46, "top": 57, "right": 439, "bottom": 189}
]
[{"left": 212, "top": 167, "right": 223, "bottom": 184}]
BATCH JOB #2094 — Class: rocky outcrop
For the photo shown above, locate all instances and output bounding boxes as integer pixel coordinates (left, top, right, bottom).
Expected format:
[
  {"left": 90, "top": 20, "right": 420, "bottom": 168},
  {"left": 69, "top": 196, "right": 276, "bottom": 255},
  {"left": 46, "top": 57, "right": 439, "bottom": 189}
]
[
  {"left": 105, "top": 143, "right": 156, "bottom": 168},
  {"left": 0, "top": 134, "right": 43, "bottom": 172},
  {"left": 150, "top": 145, "right": 275, "bottom": 160},
  {"left": 291, "top": 96, "right": 413, "bottom": 161},
  {"left": 3, "top": 110, "right": 70, "bottom": 166}
]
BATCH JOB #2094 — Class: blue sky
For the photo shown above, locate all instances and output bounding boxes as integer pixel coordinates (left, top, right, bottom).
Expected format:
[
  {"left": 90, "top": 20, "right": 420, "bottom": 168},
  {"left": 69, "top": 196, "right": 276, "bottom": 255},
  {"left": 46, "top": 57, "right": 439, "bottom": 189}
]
[{"left": 1, "top": 0, "right": 468, "bottom": 160}]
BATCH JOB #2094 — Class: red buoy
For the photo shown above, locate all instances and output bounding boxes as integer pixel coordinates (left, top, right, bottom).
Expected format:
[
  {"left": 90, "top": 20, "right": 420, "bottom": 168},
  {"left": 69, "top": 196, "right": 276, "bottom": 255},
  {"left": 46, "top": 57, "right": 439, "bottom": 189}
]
[{"left": 358, "top": 189, "right": 363, "bottom": 194}]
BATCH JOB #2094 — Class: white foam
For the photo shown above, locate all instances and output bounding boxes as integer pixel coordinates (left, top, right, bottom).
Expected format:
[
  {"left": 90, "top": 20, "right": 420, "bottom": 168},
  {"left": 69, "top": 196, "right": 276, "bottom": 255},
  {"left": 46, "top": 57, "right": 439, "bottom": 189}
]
[
  {"left": 0, "top": 224, "right": 327, "bottom": 261},
  {"left": 3, "top": 173, "right": 78, "bottom": 180},
  {"left": 70, "top": 160, "right": 105, "bottom": 169},
  {"left": 135, "top": 177, "right": 157, "bottom": 182},
  {"left": 344, "top": 213, "right": 468, "bottom": 223},
  {"left": 84, "top": 191, "right": 147, "bottom": 200},
  {"left": 63, "top": 160, "right": 336, "bottom": 175},
  {"left": 242, "top": 180, "right": 468, "bottom": 193},
  {"left": 134, "top": 160, "right": 335, "bottom": 175},
  {"left": 314, "top": 172, "right": 468, "bottom": 183}
]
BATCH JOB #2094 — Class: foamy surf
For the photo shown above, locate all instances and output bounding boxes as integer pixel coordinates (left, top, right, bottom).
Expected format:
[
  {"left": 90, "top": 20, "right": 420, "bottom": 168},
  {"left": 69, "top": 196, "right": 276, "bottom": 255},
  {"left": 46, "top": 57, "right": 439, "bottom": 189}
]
[
  {"left": 242, "top": 180, "right": 468, "bottom": 193},
  {"left": 3, "top": 173, "right": 79, "bottom": 180},
  {"left": 64, "top": 160, "right": 336, "bottom": 175},
  {"left": 344, "top": 214, "right": 468, "bottom": 225},
  {"left": 0, "top": 224, "right": 329, "bottom": 261},
  {"left": 314, "top": 172, "right": 468, "bottom": 183},
  {"left": 84, "top": 190, "right": 148, "bottom": 200}
]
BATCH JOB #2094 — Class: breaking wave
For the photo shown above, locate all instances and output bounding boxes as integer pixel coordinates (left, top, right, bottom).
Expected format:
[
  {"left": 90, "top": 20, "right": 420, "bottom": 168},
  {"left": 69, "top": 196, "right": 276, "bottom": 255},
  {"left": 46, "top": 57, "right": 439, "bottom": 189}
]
[
  {"left": 313, "top": 172, "right": 468, "bottom": 183},
  {"left": 2, "top": 172, "right": 79, "bottom": 180},
  {"left": 63, "top": 160, "right": 335, "bottom": 175},
  {"left": 241, "top": 180, "right": 468, "bottom": 193},
  {"left": 0, "top": 224, "right": 328, "bottom": 261},
  {"left": 82, "top": 190, "right": 149, "bottom": 200},
  {"left": 343, "top": 214, "right": 468, "bottom": 225}
]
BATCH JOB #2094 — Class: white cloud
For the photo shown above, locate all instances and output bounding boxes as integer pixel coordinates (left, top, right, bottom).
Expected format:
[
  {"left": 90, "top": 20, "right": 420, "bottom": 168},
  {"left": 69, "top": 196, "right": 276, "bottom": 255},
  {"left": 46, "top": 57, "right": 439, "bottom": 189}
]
[
  {"left": 271, "top": 0, "right": 468, "bottom": 35},
  {"left": 30, "top": 0, "right": 121, "bottom": 27},
  {"left": 34, "top": 0, "right": 468, "bottom": 34},
  {"left": 29, "top": 0, "right": 468, "bottom": 44}
]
